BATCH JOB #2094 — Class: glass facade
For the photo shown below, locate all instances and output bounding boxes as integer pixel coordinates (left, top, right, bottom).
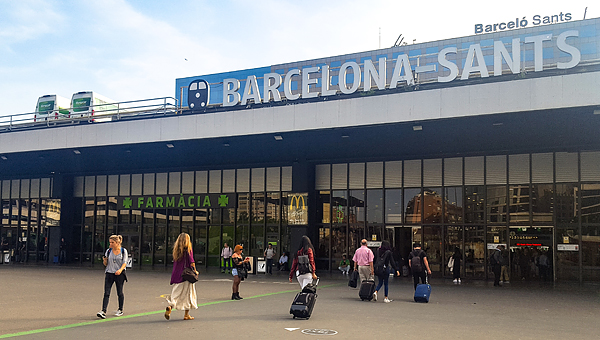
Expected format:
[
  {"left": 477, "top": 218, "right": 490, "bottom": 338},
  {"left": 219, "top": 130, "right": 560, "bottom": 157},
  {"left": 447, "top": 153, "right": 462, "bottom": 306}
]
[
  {"left": 70, "top": 167, "right": 293, "bottom": 269},
  {"left": 315, "top": 152, "right": 600, "bottom": 282},
  {"left": 3, "top": 151, "right": 600, "bottom": 283},
  {"left": 0, "top": 178, "right": 56, "bottom": 264}
]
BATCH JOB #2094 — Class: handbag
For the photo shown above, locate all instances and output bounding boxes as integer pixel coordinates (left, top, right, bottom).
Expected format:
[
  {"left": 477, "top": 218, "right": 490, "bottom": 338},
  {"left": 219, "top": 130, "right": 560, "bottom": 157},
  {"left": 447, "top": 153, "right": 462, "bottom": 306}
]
[
  {"left": 181, "top": 255, "right": 198, "bottom": 283},
  {"left": 348, "top": 270, "right": 359, "bottom": 288},
  {"left": 448, "top": 257, "right": 454, "bottom": 270},
  {"left": 237, "top": 267, "right": 248, "bottom": 279}
]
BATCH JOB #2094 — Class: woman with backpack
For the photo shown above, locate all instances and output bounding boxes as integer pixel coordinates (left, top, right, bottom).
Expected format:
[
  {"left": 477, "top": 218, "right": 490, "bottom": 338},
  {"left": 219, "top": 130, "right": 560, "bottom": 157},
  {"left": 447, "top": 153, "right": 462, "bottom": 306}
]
[
  {"left": 289, "top": 235, "right": 317, "bottom": 289},
  {"left": 164, "top": 233, "right": 198, "bottom": 320},
  {"left": 97, "top": 235, "right": 128, "bottom": 319},
  {"left": 373, "top": 240, "right": 400, "bottom": 303}
]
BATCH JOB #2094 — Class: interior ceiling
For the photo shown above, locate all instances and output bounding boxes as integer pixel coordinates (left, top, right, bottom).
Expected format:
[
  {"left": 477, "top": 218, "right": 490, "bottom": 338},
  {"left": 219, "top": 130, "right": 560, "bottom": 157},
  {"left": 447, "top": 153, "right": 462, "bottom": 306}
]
[{"left": 1, "top": 105, "right": 599, "bottom": 178}]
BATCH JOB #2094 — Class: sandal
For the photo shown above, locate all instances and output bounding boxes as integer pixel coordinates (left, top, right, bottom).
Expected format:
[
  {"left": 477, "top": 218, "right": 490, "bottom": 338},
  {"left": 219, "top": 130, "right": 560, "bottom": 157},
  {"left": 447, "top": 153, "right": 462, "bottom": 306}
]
[
  {"left": 164, "top": 306, "right": 171, "bottom": 320},
  {"left": 183, "top": 315, "right": 194, "bottom": 320}
]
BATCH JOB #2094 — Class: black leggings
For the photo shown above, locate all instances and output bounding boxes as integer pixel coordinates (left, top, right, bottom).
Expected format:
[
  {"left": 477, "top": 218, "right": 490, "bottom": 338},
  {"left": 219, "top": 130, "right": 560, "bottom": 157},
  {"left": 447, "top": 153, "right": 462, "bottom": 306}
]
[{"left": 102, "top": 273, "right": 125, "bottom": 312}]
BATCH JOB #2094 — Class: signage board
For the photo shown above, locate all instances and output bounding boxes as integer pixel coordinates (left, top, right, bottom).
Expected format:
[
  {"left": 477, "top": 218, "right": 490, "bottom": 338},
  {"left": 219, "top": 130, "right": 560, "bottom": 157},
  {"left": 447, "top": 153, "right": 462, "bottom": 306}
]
[
  {"left": 180, "top": 25, "right": 586, "bottom": 109},
  {"left": 367, "top": 241, "right": 382, "bottom": 248},
  {"left": 288, "top": 193, "right": 308, "bottom": 225},
  {"left": 487, "top": 243, "right": 506, "bottom": 250},
  {"left": 474, "top": 12, "right": 572, "bottom": 34},
  {"left": 557, "top": 244, "right": 579, "bottom": 251},
  {"left": 118, "top": 194, "right": 236, "bottom": 210}
]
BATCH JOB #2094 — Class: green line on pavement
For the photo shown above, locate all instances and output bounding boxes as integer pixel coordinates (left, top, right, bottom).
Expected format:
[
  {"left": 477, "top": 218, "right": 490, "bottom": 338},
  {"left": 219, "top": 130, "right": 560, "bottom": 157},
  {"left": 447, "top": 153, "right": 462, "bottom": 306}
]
[{"left": 0, "top": 283, "right": 342, "bottom": 338}]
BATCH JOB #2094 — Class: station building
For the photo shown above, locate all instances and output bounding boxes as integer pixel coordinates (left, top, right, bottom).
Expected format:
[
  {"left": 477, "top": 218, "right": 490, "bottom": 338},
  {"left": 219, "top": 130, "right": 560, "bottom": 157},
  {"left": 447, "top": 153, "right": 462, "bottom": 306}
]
[{"left": 1, "top": 17, "right": 600, "bottom": 283}]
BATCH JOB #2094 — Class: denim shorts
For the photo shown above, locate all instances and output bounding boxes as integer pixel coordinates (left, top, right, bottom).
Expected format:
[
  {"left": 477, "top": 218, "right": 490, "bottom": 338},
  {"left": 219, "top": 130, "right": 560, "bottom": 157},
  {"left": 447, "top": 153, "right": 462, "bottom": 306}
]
[{"left": 231, "top": 268, "right": 238, "bottom": 276}]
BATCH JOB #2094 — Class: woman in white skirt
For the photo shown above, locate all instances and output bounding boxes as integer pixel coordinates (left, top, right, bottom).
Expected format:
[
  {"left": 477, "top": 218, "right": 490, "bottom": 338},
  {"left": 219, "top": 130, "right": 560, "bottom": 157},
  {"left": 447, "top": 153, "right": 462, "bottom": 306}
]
[{"left": 165, "top": 233, "right": 198, "bottom": 320}]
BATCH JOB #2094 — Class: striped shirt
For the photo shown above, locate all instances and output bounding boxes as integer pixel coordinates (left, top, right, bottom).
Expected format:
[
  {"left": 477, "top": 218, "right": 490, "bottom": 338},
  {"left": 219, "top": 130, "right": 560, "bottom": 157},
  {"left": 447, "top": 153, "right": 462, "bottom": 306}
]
[{"left": 105, "top": 247, "right": 128, "bottom": 274}]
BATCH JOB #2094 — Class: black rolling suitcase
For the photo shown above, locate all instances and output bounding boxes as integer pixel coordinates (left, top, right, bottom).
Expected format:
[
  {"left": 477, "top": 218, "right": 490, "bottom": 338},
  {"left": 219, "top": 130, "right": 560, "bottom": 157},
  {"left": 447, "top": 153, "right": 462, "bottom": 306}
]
[
  {"left": 290, "top": 278, "right": 319, "bottom": 319},
  {"left": 359, "top": 279, "right": 376, "bottom": 301}
]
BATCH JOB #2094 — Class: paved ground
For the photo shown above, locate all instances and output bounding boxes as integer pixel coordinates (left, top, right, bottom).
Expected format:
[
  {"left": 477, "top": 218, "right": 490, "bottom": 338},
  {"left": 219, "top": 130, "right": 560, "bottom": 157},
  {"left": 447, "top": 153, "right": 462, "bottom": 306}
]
[{"left": 0, "top": 265, "right": 599, "bottom": 339}]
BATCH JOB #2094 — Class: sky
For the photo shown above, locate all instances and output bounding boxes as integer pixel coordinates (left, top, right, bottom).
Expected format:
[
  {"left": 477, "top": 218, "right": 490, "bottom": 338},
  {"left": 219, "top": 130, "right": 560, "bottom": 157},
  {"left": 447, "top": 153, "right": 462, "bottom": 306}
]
[{"left": 0, "top": 0, "right": 596, "bottom": 117}]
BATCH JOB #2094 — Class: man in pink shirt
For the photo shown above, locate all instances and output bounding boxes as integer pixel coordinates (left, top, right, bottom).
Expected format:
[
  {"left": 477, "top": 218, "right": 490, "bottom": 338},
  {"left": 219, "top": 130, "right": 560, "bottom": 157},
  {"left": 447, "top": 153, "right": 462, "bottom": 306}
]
[{"left": 353, "top": 239, "right": 374, "bottom": 282}]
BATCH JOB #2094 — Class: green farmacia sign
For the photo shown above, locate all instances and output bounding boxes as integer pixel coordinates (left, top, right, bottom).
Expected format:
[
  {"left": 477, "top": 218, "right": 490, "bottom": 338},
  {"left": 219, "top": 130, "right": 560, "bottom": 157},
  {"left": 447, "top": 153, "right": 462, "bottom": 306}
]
[{"left": 118, "top": 194, "right": 235, "bottom": 210}]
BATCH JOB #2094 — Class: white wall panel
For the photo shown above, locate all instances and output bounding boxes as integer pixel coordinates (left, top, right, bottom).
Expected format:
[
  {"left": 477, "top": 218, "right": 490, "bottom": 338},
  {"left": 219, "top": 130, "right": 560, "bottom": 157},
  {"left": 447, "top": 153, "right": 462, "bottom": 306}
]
[
  {"left": 498, "top": 79, "right": 532, "bottom": 112},
  {"left": 65, "top": 126, "right": 83, "bottom": 149},
  {"left": 295, "top": 102, "right": 318, "bottom": 131},
  {"left": 254, "top": 106, "right": 274, "bottom": 133},
  {"left": 272, "top": 105, "right": 295, "bottom": 131},
  {"left": 110, "top": 121, "right": 129, "bottom": 145},
  {"left": 530, "top": 76, "right": 562, "bottom": 109},
  {"left": 179, "top": 115, "right": 196, "bottom": 137},
  {"left": 413, "top": 90, "right": 441, "bottom": 120},
  {"left": 159, "top": 118, "right": 179, "bottom": 140},
  {"left": 49, "top": 128, "right": 67, "bottom": 149},
  {"left": 563, "top": 71, "right": 600, "bottom": 106},
  {"left": 439, "top": 86, "right": 466, "bottom": 119},
  {"left": 470, "top": 82, "right": 500, "bottom": 115}
]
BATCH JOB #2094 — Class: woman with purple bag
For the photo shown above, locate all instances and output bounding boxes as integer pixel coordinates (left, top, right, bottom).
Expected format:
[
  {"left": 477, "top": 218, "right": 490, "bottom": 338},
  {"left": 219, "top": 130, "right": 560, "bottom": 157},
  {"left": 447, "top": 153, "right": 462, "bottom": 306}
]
[{"left": 164, "top": 233, "right": 198, "bottom": 320}]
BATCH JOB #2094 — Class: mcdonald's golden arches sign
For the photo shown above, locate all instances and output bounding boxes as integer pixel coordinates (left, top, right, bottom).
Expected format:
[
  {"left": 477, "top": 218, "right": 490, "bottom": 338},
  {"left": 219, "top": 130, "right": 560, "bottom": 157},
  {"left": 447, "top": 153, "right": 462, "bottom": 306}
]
[{"left": 288, "top": 193, "right": 308, "bottom": 225}]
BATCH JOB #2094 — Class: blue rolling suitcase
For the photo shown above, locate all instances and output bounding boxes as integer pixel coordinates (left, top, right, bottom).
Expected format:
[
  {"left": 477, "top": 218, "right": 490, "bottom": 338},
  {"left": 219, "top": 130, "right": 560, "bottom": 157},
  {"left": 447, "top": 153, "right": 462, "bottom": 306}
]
[{"left": 414, "top": 283, "right": 431, "bottom": 303}]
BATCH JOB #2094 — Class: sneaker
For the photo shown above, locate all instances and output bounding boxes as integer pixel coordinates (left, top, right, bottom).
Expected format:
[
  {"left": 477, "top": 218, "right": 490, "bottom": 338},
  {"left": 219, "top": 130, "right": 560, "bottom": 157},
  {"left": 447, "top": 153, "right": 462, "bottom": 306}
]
[
  {"left": 504, "top": 281, "right": 509, "bottom": 284},
  {"left": 384, "top": 298, "right": 392, "bottom": 303},
  {"left": 458, "top": 279, "right": 461, "bottom": 283},
  {"left": 97, "top": 311, "right": 106, "bottom": 319},
  {"left": 373, "top": 291, "right": 378, "bottom": 301},
  {"left": 453, "top": 279, "right": 458, "bottom": 283},
  {"left": 115, "top": 310, "right": 123, "bottom": 317}
]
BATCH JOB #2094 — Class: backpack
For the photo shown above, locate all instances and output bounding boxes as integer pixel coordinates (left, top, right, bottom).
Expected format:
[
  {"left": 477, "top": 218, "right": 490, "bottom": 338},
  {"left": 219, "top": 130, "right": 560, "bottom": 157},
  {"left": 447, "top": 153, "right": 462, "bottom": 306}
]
[
  {"left": 297, "top": 250, "right": 312, "bottom": 275},
  {"left": 374, "top": 250, "right": 388, "bottom": 277},
  {"left": 490, "top": 251, "right": 502, "bottom": 266},
  {"left": 411, "top": 250, "right": 423, "bottom": 273},
  {"left": 489, "top": 252, "right": 497, "bottom": 265}
]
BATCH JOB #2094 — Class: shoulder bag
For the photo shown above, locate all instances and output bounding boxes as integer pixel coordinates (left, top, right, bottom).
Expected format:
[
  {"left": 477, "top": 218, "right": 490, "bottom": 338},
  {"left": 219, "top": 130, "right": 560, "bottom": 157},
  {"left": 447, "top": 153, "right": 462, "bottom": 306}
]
[{"left": 181, "top": 253, "right": 198, "bottom": 283}]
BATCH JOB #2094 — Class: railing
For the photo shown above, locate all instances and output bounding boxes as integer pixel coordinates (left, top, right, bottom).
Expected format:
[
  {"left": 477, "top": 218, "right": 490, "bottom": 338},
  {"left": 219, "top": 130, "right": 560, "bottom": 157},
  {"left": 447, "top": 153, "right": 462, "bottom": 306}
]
[{"left": 0, "top": 97, "right": 179, "bottom": 133}]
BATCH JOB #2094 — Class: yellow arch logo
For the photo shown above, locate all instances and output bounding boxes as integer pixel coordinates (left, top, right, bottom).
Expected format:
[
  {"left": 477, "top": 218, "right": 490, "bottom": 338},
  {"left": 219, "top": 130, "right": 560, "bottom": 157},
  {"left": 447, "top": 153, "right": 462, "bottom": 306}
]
[{"left": 289, "top": 195, "right": 306, "bottom": 209}]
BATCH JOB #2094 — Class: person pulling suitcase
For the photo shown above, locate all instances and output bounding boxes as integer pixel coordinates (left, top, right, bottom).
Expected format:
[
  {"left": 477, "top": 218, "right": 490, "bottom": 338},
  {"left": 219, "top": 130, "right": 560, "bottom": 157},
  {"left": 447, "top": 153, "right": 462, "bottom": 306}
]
[
  {"left": 353, "top": 239, "right": 376, "bottom": 301},
  {"left": 408, "top": 243, "right": 431, "bottom": 289},
  {"left": 409, "top": 243, "right": 432, "bottom": 303}
]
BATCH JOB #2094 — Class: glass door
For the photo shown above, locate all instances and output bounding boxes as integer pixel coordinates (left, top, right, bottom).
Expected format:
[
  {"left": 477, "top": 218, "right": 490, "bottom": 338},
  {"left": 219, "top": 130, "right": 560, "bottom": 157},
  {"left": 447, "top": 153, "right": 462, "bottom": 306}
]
[
  {"left": 119, "top": 224, "right": 140, "bottom": 268},
  {"left": 422, "top": 226, "right": 442, "bottom": 275},
  {"left": 509, "top": 226, "right": 553, "bottom": 281},
  {"left": 445, "top": 226, "right": 463, "bottom": 277}
]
